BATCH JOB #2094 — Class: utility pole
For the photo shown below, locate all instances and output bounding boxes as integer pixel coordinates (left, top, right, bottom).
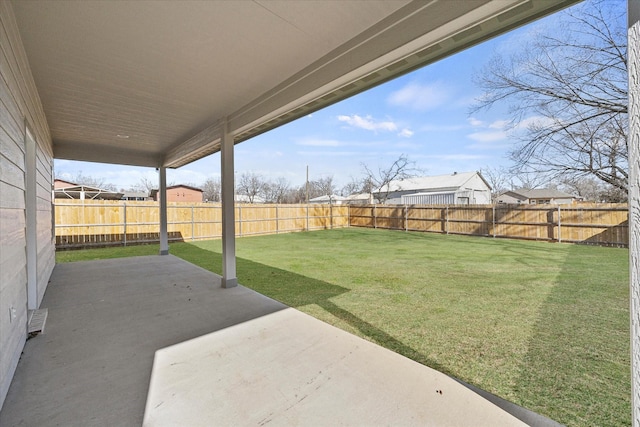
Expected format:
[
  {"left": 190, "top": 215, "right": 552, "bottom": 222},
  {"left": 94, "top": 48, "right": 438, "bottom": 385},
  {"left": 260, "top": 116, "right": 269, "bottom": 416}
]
[{"left": 306, "top": 165, "right": 309, "bottom": 204}]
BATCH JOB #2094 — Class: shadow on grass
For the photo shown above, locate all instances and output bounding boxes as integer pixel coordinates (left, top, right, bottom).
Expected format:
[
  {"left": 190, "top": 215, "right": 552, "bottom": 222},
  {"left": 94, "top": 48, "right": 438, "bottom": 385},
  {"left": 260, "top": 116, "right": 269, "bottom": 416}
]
[
  {"left": 514, "top": 244, "right": 630, "bottom": 427},
  {"left": 171, "top": 241, "right": 454, "bottom": 377}
]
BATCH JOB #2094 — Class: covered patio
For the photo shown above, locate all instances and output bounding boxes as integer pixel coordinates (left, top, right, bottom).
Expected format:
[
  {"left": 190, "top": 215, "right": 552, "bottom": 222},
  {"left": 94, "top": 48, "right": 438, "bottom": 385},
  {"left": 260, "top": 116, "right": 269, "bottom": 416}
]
[
  {"left": 1, "top": 255, "right": 548, "bottom": 426},
  {"left": 2, "top": 0, "right": 640, "bottom": 425}
]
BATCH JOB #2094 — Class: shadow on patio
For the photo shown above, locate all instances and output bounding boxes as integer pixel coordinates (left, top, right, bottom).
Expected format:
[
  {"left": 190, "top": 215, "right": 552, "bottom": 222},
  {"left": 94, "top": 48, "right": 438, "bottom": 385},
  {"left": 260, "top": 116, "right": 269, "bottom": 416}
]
[{"left": 1, "top": 254, "right": 535, "bottom": 426}]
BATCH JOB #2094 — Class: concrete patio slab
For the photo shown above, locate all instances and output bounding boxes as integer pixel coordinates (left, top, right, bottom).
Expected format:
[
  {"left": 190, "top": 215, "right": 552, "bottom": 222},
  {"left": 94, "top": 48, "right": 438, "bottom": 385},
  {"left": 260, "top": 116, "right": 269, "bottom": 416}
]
[
  {"left": 1, "top": 255, "right": 534, "bottom": 426},
  {"left": 0, "top": 255, "right": 286, "bottom": 426},
  {"left": 144, "top": 308, "right": 526, "bottom": 426}
]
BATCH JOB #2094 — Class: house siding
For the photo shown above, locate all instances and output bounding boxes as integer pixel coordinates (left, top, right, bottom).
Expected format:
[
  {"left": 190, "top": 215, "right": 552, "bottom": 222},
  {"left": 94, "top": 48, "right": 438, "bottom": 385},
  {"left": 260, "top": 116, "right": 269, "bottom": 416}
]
[{"left": 0, "top": 1, "right": 54, "bottom": 410}]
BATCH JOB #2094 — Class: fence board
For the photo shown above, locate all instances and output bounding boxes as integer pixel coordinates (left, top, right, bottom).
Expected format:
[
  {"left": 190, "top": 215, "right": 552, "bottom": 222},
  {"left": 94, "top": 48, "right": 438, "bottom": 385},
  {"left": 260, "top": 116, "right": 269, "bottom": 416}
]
[
  {"left": 350, "top": 203, "right": 628, "bottom": 247},
  {"left": 55, "top": 201, "right": 627, "bottom": 249},
  {"left": 55, "top": 201, "right": 349, "bottom": 249}
]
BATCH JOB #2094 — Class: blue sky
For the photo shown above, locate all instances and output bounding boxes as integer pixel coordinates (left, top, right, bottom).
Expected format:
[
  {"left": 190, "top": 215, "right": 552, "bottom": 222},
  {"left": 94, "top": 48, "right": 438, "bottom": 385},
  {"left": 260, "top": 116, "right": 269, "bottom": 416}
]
[{"left": 54, "top": 5, "right": 571, "bottom": 192}]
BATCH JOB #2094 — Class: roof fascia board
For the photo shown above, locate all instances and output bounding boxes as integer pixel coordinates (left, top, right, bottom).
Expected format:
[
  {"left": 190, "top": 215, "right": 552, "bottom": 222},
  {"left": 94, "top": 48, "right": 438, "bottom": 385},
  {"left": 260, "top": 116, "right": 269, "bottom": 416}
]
[
  {"left": 164, "top": 120, "right": 222, "bottom": 168},
  {"left": 165, "top": 0, "right": 580, "bottom": 168}
]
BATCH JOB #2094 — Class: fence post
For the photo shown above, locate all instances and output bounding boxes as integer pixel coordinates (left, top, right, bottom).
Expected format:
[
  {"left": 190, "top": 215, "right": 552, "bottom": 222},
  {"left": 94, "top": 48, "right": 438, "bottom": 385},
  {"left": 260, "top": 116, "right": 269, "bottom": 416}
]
[
  {"left": 404, "top": 205, "right": 408, "bottom": 232},
  {"left": 445, "top": 206, "right": 449, "bottom": 234},
  {"left": 374, "top": 205, "right": 377, "bottom": 229},
  {"left": 238, "top": 205, "right": 242, "bottom": 236},
  {"left": 558, "top": 205, "right": 562, "bottom": 243},
  {"left": 330, "top": 203, "right": 333, "bottom": 229},
  {"left": 492, "top": 205, "right": 496, "bottom": 238},
  {"left": 276, "top": 205, "right": 279, "bottom": 234},
  {"left": 306, "top": 204, "right": 309, "bottom": 231},
  {"left": 191, "top": 205, "right": 195, "bottom": 241},
  {"left": 123, "top": 202, "right": 127, "bottom": 247}
]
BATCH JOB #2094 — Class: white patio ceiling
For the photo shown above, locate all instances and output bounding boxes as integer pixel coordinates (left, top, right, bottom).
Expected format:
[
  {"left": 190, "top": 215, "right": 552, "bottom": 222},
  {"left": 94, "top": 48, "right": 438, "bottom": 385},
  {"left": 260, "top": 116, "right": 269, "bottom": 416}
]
[{"left": 12, "top": 0, "right": 579, "bottom": 169}]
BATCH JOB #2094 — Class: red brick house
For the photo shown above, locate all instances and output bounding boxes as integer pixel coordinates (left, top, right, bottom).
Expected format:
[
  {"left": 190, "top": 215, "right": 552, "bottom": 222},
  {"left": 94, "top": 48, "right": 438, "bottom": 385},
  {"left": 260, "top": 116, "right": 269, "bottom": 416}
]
[{"left": 150, "top": 184, "right": 203, "bottom": 203}]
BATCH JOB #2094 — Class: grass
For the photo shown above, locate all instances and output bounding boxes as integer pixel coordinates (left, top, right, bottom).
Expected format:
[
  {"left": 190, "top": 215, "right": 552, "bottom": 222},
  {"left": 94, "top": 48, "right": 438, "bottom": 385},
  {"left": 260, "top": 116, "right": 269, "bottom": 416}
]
[{"left": 56, "top": 228, "right": 630, "bottom": 427}]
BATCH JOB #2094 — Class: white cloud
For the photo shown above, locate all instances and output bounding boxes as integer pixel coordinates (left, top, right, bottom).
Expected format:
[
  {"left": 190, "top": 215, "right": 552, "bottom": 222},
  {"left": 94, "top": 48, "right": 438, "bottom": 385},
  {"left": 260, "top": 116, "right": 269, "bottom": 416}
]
[
  {"left": 337, "top": 114, "right": 398, "bottom": 132},
  {"left": 398, "top": 128, "right": 414, "bottom": 138},
  {"left": 514, "top": 115, "right": 556, "bottom": 130},
  {"left": 467, "top": 131, "right": 507, "bottom": 143},
  {"left": 387, "top": 81, "right": 451, "bottom": 111},
  {"left": 419, "top": 154, "right": 488, "bottom": 161},
  {"left": 468, "top": 117, "right": 484, "bottom": 127},
  {"left": 420, "top": 124, "right": 465, "bottom": 132},
  {"left": 488, "top": 120, "right": 509, "bottom": 129}
]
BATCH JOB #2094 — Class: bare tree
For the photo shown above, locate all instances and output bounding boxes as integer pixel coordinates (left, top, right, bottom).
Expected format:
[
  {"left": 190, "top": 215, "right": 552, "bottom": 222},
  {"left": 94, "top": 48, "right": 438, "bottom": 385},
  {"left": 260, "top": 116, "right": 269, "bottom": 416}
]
[
  {"left": 128, "top": 177, "right": 156, "bottom": 195},
  {"left": 237, "top": 172, "right": 265, "bottom": 203},
  {"left": 559, "top": 177, "right": 602, "bottom": 201},
  {"left": 473, "top": 0, "right": 628, "bottom": 194},
  {"left": 201, "top": 177, "right": 221, "bottom": 202},
  {"left": 479, "top": 166, "right": 509, "bottom": 202},
  {"left": 340, "top": 177, "right": 363, "bottom": 197},
  {"left": 262, "top": 177, "right": 290, "bottom": 203},
  {"left": 362, "top": 154, "right": 420, "bottom": 203},
  {"left": 57, "top": 170, "right": 117, "bottom": 191},
  {"left": 508, "top": 169, "right": 549, "bottom": 191},
  {"left": 308, "top": 176, "right": 335, "bottom": 199}
]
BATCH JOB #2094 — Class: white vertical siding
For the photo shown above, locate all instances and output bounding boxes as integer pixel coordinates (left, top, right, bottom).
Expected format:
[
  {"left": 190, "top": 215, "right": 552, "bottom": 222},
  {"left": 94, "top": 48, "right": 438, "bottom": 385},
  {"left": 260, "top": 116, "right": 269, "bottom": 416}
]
[{"left": 0, "top": 0, "right": 54, "bottom": 410}]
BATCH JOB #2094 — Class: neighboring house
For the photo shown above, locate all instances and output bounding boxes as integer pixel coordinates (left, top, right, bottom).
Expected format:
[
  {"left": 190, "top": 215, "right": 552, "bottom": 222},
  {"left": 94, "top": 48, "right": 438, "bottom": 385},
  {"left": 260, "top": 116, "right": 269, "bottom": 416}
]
[
  {"left": 309, "top": 195, "right": 347, "bottom": 205},
  {"left": 53, "top": 179, "right": 123, "bottom": 200},
  {"left": 344, "top": 193, "right": 375, "bottom": 205},
  {"left": 121, "top": 191, "right": 150, "bottom": 201},
  {"left": 54, "top": 178, "right": 76, "bottom": 189},
  {"left": 497, "top": 189, "right": 582, "bottom": 205},
  {"left": 375, "top": 171, "right": 492, "bottom": 205},
  {"left": 235, "top": 194, "right": 266, "bottom": 203},
  {"left": 150, "top": 185, "right": 203, "bottom": 203}
]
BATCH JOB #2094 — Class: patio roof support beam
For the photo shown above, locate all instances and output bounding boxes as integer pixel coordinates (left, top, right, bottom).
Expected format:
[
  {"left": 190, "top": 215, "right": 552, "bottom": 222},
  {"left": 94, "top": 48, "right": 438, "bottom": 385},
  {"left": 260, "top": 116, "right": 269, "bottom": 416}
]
[
  {"left": 159, "top": 166, "right": 169, "bottom": 255},
  {"left": 629, "top": 0, "right": 640, "bottom": 425},
  {"left": 220, "top": 118, "right": 237, "bottom": 288}
]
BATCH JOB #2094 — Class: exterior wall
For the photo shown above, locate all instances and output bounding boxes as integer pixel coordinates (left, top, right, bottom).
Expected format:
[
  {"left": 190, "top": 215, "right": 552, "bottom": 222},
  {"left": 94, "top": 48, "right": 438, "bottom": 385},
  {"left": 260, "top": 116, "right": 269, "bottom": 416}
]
[
  {"left": 153, "top": 186, "right": 203, "bottom": 203},
  {"left": 402, "top": 192, "right": 455, "bottom": 205},
  {"left": 496, "top": 194, "right": 523, "bottom": 204},
  {"left": 530, "top": 197, "right": 575, "bottom": 205},
  {"left": 0, "top": 1, "right": 55, "bottom": 410},
  {"left": 168, "top": 187, "right": 202, "bottom": 202}
]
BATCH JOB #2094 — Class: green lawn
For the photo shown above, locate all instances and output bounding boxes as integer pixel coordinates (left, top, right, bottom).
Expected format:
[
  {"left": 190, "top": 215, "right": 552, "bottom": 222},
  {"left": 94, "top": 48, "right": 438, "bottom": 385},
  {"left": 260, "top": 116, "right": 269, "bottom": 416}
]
[{"left": 56, "top": 228, "right": 630, "bottom": 427}]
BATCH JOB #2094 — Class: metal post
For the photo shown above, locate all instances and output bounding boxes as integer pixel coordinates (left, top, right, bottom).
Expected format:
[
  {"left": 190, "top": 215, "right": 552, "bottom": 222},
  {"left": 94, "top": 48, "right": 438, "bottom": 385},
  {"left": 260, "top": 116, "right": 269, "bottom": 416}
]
[
  {"left": 220, "top": 118, "right": 237, "bottom": 288},
  {"left": 123, "top": 202, "right": 127, "bottom": 247},
  {"left": 405, "top": 205, "right": 408, "bottom": 232},
  {"left": 492, "top": 205, "right": 496, "bottom": 238},
  {"left": 445, "top": 206, "right": 449, "bottom": 234},
  {"left": 159, "top": 167, "right": 169, "bottom": 255},
  {"left": 330, "top": 201, "right": 333, "bottom": 229},
  {"left": 374, "top": 205, "right": 377, "bottom": 229},
  {"left": 628, "top": 3, "right": 640, "bottom": 423},
  {"left": 558, "top": 205, "right": 562, "bottom": 243}
]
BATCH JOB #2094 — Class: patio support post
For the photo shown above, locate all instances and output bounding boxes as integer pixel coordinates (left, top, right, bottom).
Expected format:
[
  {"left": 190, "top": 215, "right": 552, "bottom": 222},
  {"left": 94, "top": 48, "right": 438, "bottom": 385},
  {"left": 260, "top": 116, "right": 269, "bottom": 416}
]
[
  {"left": 159, "top": 166, "right": 169, "bottom": 255},
  {"left": 221, "top": 119, "right": 238, "bottom": 288},
  {"left": 629, "top": 1, "right": 640, "bottom": 425}
]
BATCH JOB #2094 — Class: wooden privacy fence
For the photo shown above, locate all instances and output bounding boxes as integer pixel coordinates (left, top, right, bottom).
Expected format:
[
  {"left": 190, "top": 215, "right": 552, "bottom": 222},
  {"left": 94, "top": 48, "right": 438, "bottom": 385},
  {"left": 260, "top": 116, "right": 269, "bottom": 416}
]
[
  {"left": 55, "top": 200, "right": 349, "bottom": 249},
  {"left": 349, "top": 203, "right": 629, "bottom": 247}
]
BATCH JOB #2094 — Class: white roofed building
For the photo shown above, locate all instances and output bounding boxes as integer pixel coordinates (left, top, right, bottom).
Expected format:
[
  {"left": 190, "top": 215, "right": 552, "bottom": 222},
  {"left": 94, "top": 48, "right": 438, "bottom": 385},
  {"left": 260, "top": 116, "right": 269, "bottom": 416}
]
[{"left": 374, "top": 171, "right": 492, "bottom": 205}]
